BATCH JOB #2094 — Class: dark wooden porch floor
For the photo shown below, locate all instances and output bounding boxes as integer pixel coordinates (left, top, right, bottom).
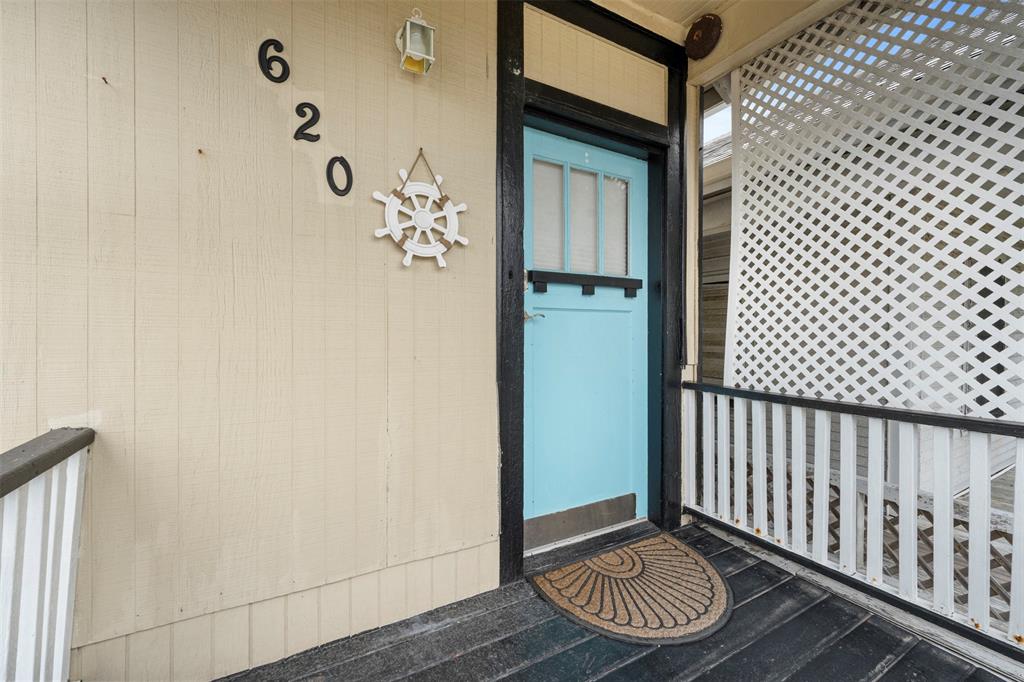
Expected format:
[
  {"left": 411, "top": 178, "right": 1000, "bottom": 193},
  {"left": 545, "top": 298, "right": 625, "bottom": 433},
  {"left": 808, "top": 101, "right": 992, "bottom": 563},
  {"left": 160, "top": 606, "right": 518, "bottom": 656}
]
[{"left": 224, "top": 523, "right": 1004, "bottom": 681}]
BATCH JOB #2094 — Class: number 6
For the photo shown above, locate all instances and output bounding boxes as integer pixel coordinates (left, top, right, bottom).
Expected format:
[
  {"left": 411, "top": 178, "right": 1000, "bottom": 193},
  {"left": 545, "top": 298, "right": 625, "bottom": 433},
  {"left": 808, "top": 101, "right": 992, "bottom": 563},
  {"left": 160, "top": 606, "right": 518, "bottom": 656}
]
[{"left": 258, "top": 38, "right": 289, "bottom": 83}]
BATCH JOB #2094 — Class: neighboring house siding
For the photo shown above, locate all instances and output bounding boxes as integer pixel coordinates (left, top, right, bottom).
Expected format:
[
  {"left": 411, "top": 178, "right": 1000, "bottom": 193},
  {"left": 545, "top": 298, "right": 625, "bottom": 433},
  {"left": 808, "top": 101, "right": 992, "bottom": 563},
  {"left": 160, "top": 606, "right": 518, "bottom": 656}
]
[
  {"left": 0, "top": 1, "right": 498, "bottom": 679},
  {"left": 524, "top": 4, "right": 668, "bottom": 125}
]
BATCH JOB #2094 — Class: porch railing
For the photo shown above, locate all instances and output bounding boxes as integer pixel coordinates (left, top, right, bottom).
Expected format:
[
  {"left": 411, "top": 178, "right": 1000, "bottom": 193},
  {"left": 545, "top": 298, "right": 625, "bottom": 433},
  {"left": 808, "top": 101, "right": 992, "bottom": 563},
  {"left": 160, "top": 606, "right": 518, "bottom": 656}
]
[
  {"left": 0, "top": 428, "right": 93, "bottom": 681},
  {"left": 682, "top": 382, "right": 1024, "bottom": 647}
]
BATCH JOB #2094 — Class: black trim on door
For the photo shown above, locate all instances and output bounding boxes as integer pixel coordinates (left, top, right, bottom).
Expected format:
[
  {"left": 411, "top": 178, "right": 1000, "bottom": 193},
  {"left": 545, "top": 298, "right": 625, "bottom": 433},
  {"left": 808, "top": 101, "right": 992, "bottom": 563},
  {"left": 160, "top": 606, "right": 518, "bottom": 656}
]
[
  {"left": 498, "top": 0, "right": 686, "bottom": 584},
  {"left": 497, "top": 0, "right": 527, "bottom": 585},
  {"left": 525, "top": 80, "right": 670, "bottom": 147},
  {"left": 528, "top": 0, "right": 686, "bottom": 67}
]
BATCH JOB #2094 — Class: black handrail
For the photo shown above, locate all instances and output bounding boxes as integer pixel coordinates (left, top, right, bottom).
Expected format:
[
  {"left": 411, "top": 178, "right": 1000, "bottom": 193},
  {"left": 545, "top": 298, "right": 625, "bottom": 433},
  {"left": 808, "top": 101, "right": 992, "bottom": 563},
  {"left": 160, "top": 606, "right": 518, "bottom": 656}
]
[
  {"left": 527, "top": 270, "right": 643, "bottom": 297},
  {"left": 0, "top": 428, "right": 95, "bottom": 498},
  {"left": 682, "top": 382, "right": 1024, "bottom": 440}
]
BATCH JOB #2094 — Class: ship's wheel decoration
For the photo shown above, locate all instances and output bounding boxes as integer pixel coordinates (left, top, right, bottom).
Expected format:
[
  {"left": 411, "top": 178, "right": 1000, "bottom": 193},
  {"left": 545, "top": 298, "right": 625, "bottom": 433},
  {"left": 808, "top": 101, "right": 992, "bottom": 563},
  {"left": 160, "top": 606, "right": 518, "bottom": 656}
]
[{"left": 373, "top": 148, "right": 468, "bottom": 267}]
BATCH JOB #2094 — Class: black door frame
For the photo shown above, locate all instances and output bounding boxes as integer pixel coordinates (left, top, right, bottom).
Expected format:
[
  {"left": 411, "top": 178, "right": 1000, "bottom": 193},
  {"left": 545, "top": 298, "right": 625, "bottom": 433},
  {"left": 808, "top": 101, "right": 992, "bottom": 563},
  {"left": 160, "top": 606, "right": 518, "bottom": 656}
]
[{"left": 497, "top": 0, "right": 687, "bottom": 584}]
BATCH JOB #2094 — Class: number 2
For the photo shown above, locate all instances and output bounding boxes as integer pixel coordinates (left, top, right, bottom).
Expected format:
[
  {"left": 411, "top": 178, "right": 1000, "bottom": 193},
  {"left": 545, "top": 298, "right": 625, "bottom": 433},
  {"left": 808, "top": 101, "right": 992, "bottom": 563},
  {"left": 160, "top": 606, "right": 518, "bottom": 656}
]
[{"left": 294, "top": 103, "right": 320, "bottom": 142}]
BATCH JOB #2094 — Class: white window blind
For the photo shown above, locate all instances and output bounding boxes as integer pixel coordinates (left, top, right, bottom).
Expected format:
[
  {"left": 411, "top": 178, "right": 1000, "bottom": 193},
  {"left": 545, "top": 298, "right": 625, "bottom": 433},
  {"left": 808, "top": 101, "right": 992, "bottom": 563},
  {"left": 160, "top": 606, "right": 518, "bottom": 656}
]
[{"left": 725, "top": 0, "right": 1024, "bottom": 420}]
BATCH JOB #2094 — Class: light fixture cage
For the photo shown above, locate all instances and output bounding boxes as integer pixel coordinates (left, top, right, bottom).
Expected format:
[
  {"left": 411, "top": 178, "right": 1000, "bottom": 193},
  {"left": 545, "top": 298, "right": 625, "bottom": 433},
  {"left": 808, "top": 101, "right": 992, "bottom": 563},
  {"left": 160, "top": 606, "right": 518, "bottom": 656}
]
[{"left": 396, "top": 8, "right": 435, "bottom": 74}]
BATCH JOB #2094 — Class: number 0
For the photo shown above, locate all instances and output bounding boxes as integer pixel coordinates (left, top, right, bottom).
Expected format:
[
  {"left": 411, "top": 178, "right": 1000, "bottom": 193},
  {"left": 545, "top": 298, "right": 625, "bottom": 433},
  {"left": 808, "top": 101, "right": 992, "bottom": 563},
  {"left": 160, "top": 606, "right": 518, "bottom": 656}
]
[{"left": 326, "top": 156, "right": 353, "bottom": 196}]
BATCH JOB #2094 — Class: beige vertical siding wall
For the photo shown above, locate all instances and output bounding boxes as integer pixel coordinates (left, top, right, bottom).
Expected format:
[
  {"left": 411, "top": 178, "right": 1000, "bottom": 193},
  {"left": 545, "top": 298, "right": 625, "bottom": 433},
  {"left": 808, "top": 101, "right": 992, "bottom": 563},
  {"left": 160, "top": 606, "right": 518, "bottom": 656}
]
[
  {"left": 524, "top": 4, "right": 668, "bottom": 125},
  {"left": 0, "top": 0, "right": 498, "bottom": 678}
]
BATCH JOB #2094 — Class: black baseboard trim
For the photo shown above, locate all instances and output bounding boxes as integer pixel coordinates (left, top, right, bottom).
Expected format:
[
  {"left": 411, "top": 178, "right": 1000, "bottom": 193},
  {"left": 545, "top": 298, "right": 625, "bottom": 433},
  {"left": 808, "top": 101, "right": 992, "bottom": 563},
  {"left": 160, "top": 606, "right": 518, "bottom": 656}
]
[{"left": 685, "top": 507, "right": 1024, "bottom": 665}]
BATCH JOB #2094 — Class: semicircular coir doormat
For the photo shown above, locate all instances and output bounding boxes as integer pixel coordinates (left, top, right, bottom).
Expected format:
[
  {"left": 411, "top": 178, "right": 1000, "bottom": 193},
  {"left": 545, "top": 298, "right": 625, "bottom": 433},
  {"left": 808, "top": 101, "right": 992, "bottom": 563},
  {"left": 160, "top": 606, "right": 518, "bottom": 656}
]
[{"left": 531, "top": 532, "right": 733, "bottom": 644}]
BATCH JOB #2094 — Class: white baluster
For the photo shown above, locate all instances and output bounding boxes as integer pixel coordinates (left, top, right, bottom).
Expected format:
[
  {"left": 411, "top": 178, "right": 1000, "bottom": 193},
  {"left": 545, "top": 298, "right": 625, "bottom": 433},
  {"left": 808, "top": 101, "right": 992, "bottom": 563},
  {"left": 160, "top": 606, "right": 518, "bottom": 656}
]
[
  {"left": 752, "top": 400, "right": 768, "bottom": 537},
  {"left": 812, "top": 410, "right": 831, "bottom": 563},
  {"left": 16, "top": 474, "right": 52, "bottom": 681},
  {"left": 839, "top": 413, "right": 856, "bottom": 574},
  {"left": 40, "top": 462, "right": 67, "bottom": 682},
  {"left": 0, "top": 488, "right": 23, "bottom": 680},
  {"left": 702, "top": 393, "right": 715, "bottom": 512},
  {"left": 866, "top": 418, "right": 884, "bottom": 585},
  {"left": 1010, "top": 439, "right": 1024, "bottom": 643},
  {"left": 717, "top": 396, "right": 731, "bottom": 522},
  {"left": 898, "top": 423, "right": 918, "bottom": 600},
  {"left": 772, "top": 404, "right": 787, "bottom": 545},
  {"left": 932, "top": 427, "right": 954, "bottom": 615},
  {"left": 791, "top": 407, "right": 807, "bottom": 554},
  {"left": 968, "top": 431, "right": 990, "bottom": 631},
  {"left": 683, "top": 390, "right": 697, "bottom": 507},
  {"left": 54, "top": 449, "right": 88, "bottom": 682},
  {"left": 734, "top": 398, "right": 748, "bottom": 529}
]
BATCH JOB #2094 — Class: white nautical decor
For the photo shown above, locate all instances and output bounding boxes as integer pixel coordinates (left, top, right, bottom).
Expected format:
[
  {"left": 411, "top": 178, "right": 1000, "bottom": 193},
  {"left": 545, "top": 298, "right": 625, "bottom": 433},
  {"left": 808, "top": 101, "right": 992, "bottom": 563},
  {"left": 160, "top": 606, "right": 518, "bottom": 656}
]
[{"left": 373, "top": 149, "right": 468, "bottom": 267}]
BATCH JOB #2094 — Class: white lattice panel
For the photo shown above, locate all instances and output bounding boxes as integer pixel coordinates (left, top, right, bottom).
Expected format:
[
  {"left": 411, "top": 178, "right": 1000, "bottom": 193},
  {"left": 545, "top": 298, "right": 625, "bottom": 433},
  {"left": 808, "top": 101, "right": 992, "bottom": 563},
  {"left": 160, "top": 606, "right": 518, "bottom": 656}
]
[{"left": 725, "top": 0, "right": 1024, "bottom": 420}]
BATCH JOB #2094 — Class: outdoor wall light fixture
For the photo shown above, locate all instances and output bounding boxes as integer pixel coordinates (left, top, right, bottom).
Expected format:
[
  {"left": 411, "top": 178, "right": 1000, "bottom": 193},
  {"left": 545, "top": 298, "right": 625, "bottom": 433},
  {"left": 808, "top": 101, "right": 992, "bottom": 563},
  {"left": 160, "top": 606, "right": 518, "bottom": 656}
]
[{"left": 396, "top": 8, "right": 435, "bottom": 75}]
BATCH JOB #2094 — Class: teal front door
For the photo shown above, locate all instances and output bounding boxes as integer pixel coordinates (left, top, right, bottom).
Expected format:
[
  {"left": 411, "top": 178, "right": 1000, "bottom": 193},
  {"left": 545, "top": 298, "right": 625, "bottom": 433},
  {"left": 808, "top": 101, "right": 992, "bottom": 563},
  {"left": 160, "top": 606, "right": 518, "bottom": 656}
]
[{"left": 523, "top": 127, "right": 649, "bottom": 526}]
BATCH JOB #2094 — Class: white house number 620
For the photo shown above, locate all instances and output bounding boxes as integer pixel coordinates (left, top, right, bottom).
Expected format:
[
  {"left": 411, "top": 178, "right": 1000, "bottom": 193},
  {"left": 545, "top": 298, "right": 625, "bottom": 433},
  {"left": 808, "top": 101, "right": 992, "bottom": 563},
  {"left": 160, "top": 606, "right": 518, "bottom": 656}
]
[{"left": 258, "top": 38, "right": 353, "bottom": 197}]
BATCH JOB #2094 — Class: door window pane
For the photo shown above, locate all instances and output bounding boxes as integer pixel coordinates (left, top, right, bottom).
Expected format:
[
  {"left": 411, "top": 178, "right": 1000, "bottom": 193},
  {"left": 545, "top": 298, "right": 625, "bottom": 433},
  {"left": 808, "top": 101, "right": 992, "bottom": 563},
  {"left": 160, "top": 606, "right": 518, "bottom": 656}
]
[
  {"left": 532, "top": 160, "right": 564, "bottom": 270},
  {"left": 570, "top": 169, "right": 599, "bottom": 273},
  {"left": 604, "top": 176, "right": 629, "bottom": 276}
]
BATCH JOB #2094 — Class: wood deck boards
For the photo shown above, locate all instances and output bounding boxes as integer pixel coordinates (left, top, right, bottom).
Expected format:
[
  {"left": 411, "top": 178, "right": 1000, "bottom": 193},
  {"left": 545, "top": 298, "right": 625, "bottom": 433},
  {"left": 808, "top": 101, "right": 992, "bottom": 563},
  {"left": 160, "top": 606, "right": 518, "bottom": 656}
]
[{"left": 222, "top": 524, "right": 1005, "bottom": 682}]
